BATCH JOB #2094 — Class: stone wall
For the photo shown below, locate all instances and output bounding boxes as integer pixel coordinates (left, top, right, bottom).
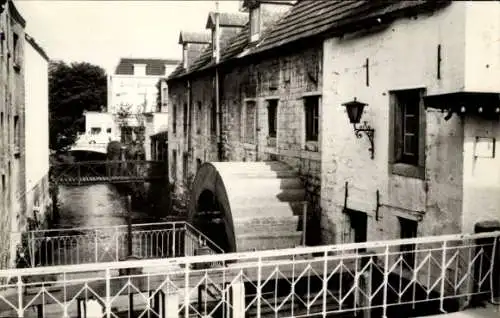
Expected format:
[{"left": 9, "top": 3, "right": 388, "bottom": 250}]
[{"left": 168, "top": 43, "right": 324, "bottom": 244}]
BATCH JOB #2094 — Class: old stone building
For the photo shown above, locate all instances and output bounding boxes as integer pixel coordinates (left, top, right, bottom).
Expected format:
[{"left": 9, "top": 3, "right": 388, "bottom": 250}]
[
  {"left": 168, "top": 0, "right": 500, "bottom": 251},
  {"left": 320, "top": 1, "right": 500, "bottom": 247},
  {"left": 0, "top": 0, "right": 26, "bottom": 268},
  {"left": 167, "top": 0, "right": 326, "bottom": 248}
]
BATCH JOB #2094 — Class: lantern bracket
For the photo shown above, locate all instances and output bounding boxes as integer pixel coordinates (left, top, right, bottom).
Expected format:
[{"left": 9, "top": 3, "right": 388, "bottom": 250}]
[{"left": 353, "top": 121, "right": 375, "bottom": 160}]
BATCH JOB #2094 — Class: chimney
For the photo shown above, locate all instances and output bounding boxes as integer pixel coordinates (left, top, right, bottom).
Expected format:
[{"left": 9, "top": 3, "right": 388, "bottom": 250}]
[
  {"left": 243, "top": 0, "right": 295, "bottom": 43},
  {"left": 206, "top": 11, "right": 247, "bottom": 62},
  {"left": 178, "top": 31, "right": 211, "bottom": 70}
]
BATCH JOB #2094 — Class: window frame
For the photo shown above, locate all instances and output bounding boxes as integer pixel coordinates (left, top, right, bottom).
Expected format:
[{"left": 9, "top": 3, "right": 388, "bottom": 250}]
[
  {"left": 304, "top": 96, "right": 319, "bottom": 142},
  {"left": 389, "top": 88, "right": 426, "bottom": 179},
  {"left": 267, "top": 99, "right": 278, "bottom": 138},
  {"left": 172, "top": 104, "right": 177, "bottom": 135},
  {"left": 171, "top": 150, "right": 177, "bottom": 182},
  {"left": 196, "top": 101, "right": 202, "bottom": 135},
  {"left": 242, "top": 100, "right": 257, "bottom": 144}
]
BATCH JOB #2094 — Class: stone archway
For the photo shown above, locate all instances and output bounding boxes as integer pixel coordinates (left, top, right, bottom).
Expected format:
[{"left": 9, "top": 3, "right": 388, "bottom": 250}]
[{"left": 188, "top": 161, "right": 306, "bottom": 253}]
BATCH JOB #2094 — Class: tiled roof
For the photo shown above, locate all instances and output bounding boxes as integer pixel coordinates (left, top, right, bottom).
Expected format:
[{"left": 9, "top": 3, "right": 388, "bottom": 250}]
[
  {"left": 206, "top": 12, "right": 248, "bottom": 29},
  {"left": 250, "top": 0, "right": 447, "bottom": 55},
  {"left": 178, "top": 31, "right": 211, "bottom": 44},
  {"left": 115, "top": 58, "right": 181, "bottom": 76},
  {"left": 169, "top": 0, "right": 450, "bottom": 81}
]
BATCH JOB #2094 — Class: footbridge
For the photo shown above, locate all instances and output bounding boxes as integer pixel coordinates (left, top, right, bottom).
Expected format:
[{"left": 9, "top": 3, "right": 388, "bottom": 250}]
[{"left": 51, "top": 160, "right": 166, "bottom": 185}]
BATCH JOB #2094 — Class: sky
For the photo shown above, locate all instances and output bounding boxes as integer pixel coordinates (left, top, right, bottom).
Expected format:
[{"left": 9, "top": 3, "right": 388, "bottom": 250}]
[{"left": 15, "top": 0, "right": 241, "bottom": 73}]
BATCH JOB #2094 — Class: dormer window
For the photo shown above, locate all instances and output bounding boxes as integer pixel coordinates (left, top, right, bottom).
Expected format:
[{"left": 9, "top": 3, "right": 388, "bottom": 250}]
[
  {"left": 250, "top": 6, "right": 260, "bottom": 42},
  {"left": 133, "top": 64, "right": 146, "bottom": 76}
]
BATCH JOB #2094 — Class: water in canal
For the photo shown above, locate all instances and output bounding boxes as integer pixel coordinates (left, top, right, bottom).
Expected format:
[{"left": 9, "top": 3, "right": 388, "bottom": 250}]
[
  {"left": 36, "top": 183, "right": 175, "bottom": 266},
  {"left": 55, "top": 184, "right": 157, "bottom": 228}
]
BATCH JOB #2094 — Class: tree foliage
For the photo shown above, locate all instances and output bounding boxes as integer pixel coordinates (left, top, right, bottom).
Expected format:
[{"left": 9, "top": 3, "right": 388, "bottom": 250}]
[{"left": 49, "top": 60, "right": 107, "bottom": 151}]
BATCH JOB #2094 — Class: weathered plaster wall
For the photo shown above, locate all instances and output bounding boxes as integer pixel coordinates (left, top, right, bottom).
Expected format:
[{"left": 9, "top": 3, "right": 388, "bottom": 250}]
[
  {"left": 462, "top": 117, "right": 500, "bottom": 234},
  {"left": 321, "top": 3, "right": 466, "bottom": 244},
  {"left": 463, "top": 2, "right": 500, "bottom": 92}
]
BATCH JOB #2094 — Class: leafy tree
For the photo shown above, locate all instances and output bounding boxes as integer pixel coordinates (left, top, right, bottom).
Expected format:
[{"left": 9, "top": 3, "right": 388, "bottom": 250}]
[{"left": 49, "top": 61, "right": 107, "bottom": 151}]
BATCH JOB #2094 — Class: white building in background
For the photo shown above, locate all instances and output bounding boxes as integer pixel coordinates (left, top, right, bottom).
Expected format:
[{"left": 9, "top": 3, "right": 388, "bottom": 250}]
[
  {"left": 107, "top": 57, "right": 179, "bottom": 160},
  {"left": 81, "top": 111, "right": 117, "bottom": 143},
  {"left": 107, "top": 58, "right": 179, "bottom": 114},
  {"left": 24, "top": 33, "right": 51, "bottom": 230}
]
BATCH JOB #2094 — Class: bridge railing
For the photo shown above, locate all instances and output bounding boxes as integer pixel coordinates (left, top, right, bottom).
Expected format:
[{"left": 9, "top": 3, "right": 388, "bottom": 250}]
[
  {"left": 0, "top": 231, "right": 498, "bottom": 318},
  {"left": 51, "top": 160, "right": 166, "bottom": 184},
  {"left": 15, "top": 221, "right": 223, "bottom": 268}
]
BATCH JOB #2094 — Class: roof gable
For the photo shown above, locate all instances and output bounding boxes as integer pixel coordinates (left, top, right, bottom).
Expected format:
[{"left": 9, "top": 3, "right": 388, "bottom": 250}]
[
  {"left": 205, "top": 12, "right": 248, "bottom": 29},
  {"left": 178, "top": 31, "right": 211, "bottom": 45},
  {"left": 115, "top": 58, "right": 180, "bottom": 76}
]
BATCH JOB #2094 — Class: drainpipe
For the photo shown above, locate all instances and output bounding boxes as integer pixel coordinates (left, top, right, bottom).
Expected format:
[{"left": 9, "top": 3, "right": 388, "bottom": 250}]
[
  {"left": 214, "top": 1, "right": 223, "bottom": 161},
  {"left": 187, "top": 80, "right": 192, "bottom": 155}
]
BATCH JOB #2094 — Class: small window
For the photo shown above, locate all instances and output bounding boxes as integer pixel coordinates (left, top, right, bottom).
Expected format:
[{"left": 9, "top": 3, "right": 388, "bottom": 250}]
[
  {"left": 399, "top": 217, "right": 418, "bottom": 268},
  {"left": 390, "top": 88, "right": 425, "bottom": 178},
  {"left": 182, "top": 153, "right": 189, "bottom": 181},
  {"left": 13, "top": 33, "right": 20, "bottom": 69},
  {"left": 13, "top": 115, "right": 19, "bottom": 150},
  {"left": 244, "top": 101, "right": 256, "bottom": 144},
  {"left": 304, "top": 96, "right": 319, "bottom": 142},
  {"left": 173, "top": 104, "right": 177, "bottom": 135},
  {"left": 267, "top": 100, "right": 278, "bottom": 138},
  {"left": 197, "top": 101, "right": 202, "bottom": 134},
  {"left": 91, "top": 127, "right": 101, "bottom": 135},
  {"left": 106, "top": 128, "right": 112, "bottom": 134},
  {"left": 183, "top": 103, "right": 188, "bottom": 137},
  {"left": 196, "top": 158, "right": 202, "bottom": 172},
  {"left": 171, "top": 150, "right": 177, "bottom": 182},
  {"left": 1, "top": 174, "right": 5, "bottom": 200}
]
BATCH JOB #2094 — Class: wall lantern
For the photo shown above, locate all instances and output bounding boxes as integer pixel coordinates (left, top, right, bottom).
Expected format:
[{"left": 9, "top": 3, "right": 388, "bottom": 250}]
[{"left": 342, "top": 98, "right": 375, "bottom": 159}]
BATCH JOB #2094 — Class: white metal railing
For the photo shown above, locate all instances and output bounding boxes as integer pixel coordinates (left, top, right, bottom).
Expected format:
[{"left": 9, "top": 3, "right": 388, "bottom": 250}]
[
  {"left": 0, "top": 231, "right": 498, "bottom": 318},
  {"left": 16, "top": 222, "right": 223, "bottom": 268}
]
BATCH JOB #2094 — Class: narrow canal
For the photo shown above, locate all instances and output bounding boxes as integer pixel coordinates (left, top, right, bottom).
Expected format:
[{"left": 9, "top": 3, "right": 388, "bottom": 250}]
[
  {"left": 34, "top": 183, "right": 177, "bottom": 266},
  {"left": 55, "top": 184, "right": 156, "bottom": 228}
]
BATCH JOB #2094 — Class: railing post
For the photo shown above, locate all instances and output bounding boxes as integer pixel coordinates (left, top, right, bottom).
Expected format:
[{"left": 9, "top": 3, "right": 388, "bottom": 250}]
[
  {"left": 256, "top": 256, "right": 262, "bottom": 318},
  {"left": 17, "top": 275, "right": 23, "bottom": 318},
  {"left": 115, "top": 233, "right": 119, "bottom": 262},
  {"left": 440, "top": 240, "right": 448, "bottom": 313},
  {"left": 322, "top": 250, "right": 328, "bottom": 317},
  {"left": 303, "top": 201, "right": 308, "bottom": 246},
  {"left": 29, "top": 232, "right": 36, "bottom": 268},
  {"left": 172, "top": 225, "right": 177, "bottom": 257},
  {"left": 382, "top": 245, "right": 389, "bottom": 318},
  {"left": 105, "top": 268, "right": 111, "bottom": 318},
  {"left": 184, "top": 262, "right": 190, "bottom": 318}
]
